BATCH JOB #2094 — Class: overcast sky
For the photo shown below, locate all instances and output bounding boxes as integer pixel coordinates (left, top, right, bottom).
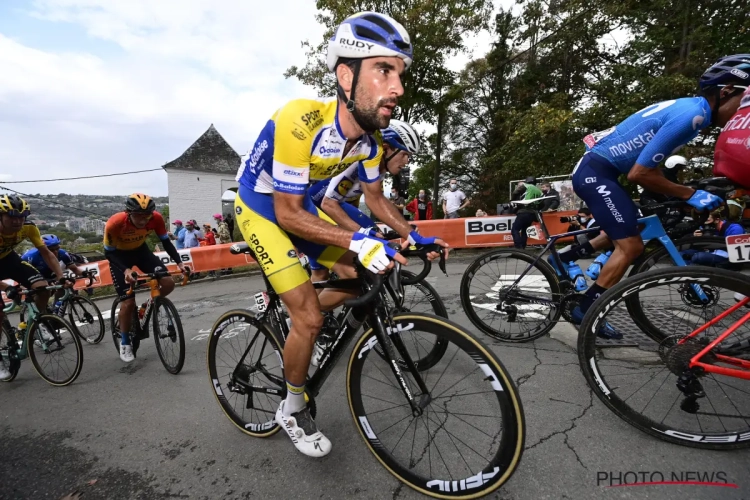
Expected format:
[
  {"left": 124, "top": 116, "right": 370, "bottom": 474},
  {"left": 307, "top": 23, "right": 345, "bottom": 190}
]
[{"left": 0, "top": 0, "right": 512, "bottom": 196}]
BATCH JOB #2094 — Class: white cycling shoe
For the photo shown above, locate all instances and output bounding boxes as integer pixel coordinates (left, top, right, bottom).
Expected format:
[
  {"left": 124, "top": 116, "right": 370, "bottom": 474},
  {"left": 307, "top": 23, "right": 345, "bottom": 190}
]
[
  {"left": 120, "top": 344, "right": 135, "bottom": 363},
  {"left": 0, "top": 362, "right": 11, "bottom": 380},
  {"left": 275, "top": 401, "right": 332, "bottom": 458}
]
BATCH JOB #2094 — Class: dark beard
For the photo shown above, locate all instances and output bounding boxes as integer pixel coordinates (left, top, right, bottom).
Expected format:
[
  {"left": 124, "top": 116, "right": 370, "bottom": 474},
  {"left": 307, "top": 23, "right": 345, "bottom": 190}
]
[{"left": 353, "top": 92, "right": 397, "bottom": 132}]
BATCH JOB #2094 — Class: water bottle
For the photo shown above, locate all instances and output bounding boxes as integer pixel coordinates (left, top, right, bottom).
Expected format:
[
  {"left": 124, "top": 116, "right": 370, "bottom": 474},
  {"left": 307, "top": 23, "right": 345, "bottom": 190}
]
[
  {"left": 567, "top": 262, "right": 588, "bottom": 292},
  {"left": 53, "top": 300, "right": 63, "bottom": 316},
  {"left": 585, "top": 250, "right": 612, "bottom": 280},
  {"left": 138, "top": 302, "right": 147, "bottom": 320}
]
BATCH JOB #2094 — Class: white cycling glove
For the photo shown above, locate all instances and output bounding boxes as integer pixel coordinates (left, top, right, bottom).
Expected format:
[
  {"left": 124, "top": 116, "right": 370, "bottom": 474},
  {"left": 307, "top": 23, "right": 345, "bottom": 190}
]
[{"left": 349, "top": 233, "right": 397, "bottom": 272}]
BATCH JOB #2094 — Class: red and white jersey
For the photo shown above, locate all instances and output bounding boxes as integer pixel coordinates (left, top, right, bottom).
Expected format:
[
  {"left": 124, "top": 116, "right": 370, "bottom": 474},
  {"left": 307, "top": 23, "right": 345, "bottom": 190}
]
[{"left": 714, "top": 87, "right": 750, "bottom": 188}]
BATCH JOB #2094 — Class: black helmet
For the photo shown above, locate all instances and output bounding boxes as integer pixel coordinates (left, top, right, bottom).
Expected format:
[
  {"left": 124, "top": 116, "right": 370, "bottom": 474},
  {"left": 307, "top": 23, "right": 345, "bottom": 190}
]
[
  {"left": 0, "top": 194, "right": 30, "bottom": 217},
  {"left": 125, "top": 193, "right": 155, "bottom": 214},
  {"left": 700, "top": 54, "right": 750, "bottom": 90},
  {"left": 524, "top": 176, "right": 537, "bottom": 185}
]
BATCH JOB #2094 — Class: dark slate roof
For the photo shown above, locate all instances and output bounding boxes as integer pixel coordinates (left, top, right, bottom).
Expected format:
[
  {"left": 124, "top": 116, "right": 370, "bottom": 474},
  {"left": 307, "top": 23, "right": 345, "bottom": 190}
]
[{"left": 162, "top": 124, "right": 240, "bottom": 174}]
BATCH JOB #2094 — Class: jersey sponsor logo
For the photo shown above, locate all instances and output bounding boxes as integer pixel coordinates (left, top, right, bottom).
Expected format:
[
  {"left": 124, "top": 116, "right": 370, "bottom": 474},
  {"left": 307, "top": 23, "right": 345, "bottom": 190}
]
[
  {"left": 273, "top": 180, "right": 305, "bottom": 194},
  {"left": 582, "top": 126, "right": 615, "bottom": 148},
  {"left": 596, "top": 185, "right": 611, "bottom": 196},
  {"left": 282, "top": 169, "right": 305, "bottom": 178},
  {"left": 336, "top": 179, "right": 354, "bottom": 197},
  {"left": 652, "top": 153, "right": 665, "bottom": 163},
  {"left": 692, "top": 114, "right": 705, "bottom": 130},
  {"left": 301, "top": 110, "right": 323, "bottom": 131},
  {"left": 246, "top": 139, "right": 269, "bottom": 173},
  {"left": 248, "top": 233, "right": 275, "bottom": 271},
  {"left": 607, "top": 129, "right": 655, "bottom": 158},
  {"left": 319, "top": 146, "right": 341, "bottom": 155},
  {"left": 291, "top": 128, "right": 307, "bottom": 140},
  {"left": 723, "top": 110, "right": 750, "bottom": 132},
  {"left": 596, "top": 186, "right": 625, "bottom": 223}
]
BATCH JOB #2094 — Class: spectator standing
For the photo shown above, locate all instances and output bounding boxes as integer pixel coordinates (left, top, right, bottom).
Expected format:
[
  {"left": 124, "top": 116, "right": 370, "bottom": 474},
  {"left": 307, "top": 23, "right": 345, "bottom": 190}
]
[
  {"left": 214, "top": 214, "right": 232, "bottom": 244},
  {"left": 202, "top": 223, "right": 217, "bottom": 278},
  {"left": 405, "top": 189, "right": 433, "bottom": 220},
  {"left": 183, "top": 221, "right": 200, "bottom": 248},
  {"left": 390, "top": 186, "right": 405, "bottom": 213},
  {"left": 510, "top": 176, "right": 543, "bottom": 249},
  {"left": 169, "top": 220, "right": 186, "bottom": 249},
  {"left": 442, "top": 179, "right": 469, "bottom": 219},
  {"left": 540, "top": 183, "right": 560, "bottom": 212}
]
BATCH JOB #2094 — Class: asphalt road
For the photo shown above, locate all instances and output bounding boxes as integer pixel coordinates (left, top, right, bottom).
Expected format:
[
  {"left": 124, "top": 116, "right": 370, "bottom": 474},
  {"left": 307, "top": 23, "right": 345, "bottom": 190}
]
[{"left": 2, "top": 255, "right": 750, "bottom": 500}]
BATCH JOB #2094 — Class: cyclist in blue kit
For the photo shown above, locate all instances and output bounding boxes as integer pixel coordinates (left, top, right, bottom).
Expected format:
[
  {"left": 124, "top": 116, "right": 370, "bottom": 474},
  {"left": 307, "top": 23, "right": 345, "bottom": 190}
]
[{"left": 552, "top": 54, "right": 750, "bottom": 336}]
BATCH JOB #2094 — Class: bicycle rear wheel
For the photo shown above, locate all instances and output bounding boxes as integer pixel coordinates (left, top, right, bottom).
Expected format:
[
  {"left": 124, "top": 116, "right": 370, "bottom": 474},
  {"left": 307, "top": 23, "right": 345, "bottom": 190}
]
[
  {"left": 579, "top": 266, "right": 750, "bottom": 449},
  {"left": 28, "top": 314, "right": 83, "bottom": 386},
  {"left": 348, "top": 313, "right": 525, "bottom": 498},
  {"left": 1, "top": 320, "right": 20, "bottom": 382},
  {"left": 460, "top": 248, "right": 562, "bottom": 342},
  {"left": 68, "top": 295, "right": 105, "bottom": 344},
  {"left": 153, "top": 297, "right": 185, "bottom": 374}
]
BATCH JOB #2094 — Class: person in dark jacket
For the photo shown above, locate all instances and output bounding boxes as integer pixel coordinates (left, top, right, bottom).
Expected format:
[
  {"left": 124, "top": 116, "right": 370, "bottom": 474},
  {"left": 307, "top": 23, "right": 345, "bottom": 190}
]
[{"left": 540, "top": 183, "right": 560, "bottom": 211}]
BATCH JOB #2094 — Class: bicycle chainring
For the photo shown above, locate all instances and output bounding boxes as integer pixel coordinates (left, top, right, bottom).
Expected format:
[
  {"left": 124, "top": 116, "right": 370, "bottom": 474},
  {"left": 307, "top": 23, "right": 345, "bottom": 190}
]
[
  {"left": 664, "top": 337, "right": 715, "bottom": 375},
  {"left": 560, "top": 293, "right": 583, "bottom": 323}
]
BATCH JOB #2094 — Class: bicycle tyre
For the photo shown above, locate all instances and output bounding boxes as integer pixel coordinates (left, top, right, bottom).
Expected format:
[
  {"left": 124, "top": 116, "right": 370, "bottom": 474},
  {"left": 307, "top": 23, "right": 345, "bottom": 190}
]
[
  {"left": 28, "top": 314, "right": 83, "bottom": 386},
  {"left": 348, "top": 313, "right": 525, "bottom": 498},
  {"left": 460, "top": 248, "right": 562, "bottom": 342},
  {"left": 578, "top": 266, "right": 750, "bottom": 450},
  {"left": 110, "top": 298, "right": 140, "bottom": 356},
  {"left": 207, "top": 310, "right": 287, "bottom": 437},
  {"left": 1, "top": 320, "right": 20, "bottom": 382},
  {"left": 373, "top": 270, "right": 449, "bottom": 370},
  {"left": 152, "top": 297, "right": 185, "bottom": 374},
  {"left": 69, "top": 295, "right": 105, "bottom": 344},
  {"left": 625, "top": 235, "right": 732, "bottom": 342}
]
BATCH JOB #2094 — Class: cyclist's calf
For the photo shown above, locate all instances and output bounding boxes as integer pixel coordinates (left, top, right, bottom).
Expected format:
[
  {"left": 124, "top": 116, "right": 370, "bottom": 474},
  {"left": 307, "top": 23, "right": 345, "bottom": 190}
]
[
  {"left": 598, "top": 236, "right": 644, "bottom": 288},
  {"left": 158, "top": 277, "right": 175, "bottom": 296}
]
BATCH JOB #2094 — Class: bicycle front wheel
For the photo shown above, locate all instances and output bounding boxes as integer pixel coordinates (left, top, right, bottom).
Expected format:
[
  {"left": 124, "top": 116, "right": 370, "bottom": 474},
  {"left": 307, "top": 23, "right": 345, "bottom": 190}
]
[
  {"left": 348, "top": 313, "right": 525, "bottom": 498},
  {"left": 153, "top": 297, "right": 185, "bottom": 374},
  {"left": 110, "top": 298, "right": 140, "bottom": 355},
  {"left": 460, "top": 248, "right": 562, "bottom": 342},
  {"left": 207, "top": 310, "right": 286, "bottom": 437},
  {"left": 68, "top": 295, "right": 105, "bottom": 344},
  {"left": 373, "top": 270, "right": 449, "bottom": 370},
  {"left": 28, "top": 314, "right": 83, "bottom": 386},
  {"left": 579, "top": 266, "right": 750, "bottom": 449}
]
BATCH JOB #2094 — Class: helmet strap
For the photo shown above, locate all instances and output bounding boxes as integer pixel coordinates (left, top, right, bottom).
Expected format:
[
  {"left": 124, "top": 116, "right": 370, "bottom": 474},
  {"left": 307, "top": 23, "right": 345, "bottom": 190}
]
[
  {"left": 710, "top": 86, "right": 723, "bottom": 126},
  {"left": 337, "top": 60, "right": 377, "bottom": 134}
]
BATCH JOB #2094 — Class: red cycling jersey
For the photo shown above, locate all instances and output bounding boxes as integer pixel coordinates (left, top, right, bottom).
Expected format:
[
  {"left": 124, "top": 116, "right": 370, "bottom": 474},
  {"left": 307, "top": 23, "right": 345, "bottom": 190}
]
[
  {"left": 103, "top": 211, "right": 168, "bottom": 251},
  {"left": 714, "top": 87, "right": 750, "bottom": 188}
]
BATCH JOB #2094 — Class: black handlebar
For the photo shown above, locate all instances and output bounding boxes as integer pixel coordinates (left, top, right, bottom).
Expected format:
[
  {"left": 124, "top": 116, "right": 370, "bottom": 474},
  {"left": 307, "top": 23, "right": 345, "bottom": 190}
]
[{"left": 400, "top": 244, "right": 448, "bottom": 284}]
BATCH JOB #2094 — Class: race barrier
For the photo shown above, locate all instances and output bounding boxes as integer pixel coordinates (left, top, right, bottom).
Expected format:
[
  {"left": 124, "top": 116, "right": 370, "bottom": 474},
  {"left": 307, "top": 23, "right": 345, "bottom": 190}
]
[{"left": 2, "top": 210, "right": 580, "bottom": 294}]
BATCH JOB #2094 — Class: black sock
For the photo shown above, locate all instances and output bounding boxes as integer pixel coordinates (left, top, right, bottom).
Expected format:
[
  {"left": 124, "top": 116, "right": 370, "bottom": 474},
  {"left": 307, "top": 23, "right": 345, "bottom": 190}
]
[
  {"left": 559, "top": 241, "right": 594, "bottom": 263},
  {"left": 581, "top": 283, "right": 607, "bottom": 312}
]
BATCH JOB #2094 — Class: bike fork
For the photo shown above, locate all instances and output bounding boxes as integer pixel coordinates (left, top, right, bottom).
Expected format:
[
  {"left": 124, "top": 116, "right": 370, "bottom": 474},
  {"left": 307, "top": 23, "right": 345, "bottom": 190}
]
[{"left": 372, "top": 313, "right": 431, "bottom": 417}]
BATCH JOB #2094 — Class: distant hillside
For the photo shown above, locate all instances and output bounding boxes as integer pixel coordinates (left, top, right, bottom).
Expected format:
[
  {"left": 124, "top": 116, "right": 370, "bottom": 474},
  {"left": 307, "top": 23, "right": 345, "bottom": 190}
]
[{"left": 24, "top": 193, "right": 168, "bottom": 224}]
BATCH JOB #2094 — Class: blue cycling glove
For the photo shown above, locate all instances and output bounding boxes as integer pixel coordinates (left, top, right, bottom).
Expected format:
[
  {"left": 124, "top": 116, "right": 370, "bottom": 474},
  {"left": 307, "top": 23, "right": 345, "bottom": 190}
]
[
  {"left": 357, "top": 226, "right": 380, "bottom": 238},
  {"left": 687, "top": 190, "right": 723, "bottom": 211},
  {"left": 407, "top": 230, "right": 437, "bottom": 246}
]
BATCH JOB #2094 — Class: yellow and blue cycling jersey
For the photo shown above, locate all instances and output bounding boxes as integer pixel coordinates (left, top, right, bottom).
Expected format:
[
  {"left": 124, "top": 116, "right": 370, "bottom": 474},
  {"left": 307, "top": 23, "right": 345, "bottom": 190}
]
[
  {"left": 236, "top": 97, "right": 383, "bottom": 196},
  {"left": 233, "top": 97, "right": 384, "bottom": 294}
]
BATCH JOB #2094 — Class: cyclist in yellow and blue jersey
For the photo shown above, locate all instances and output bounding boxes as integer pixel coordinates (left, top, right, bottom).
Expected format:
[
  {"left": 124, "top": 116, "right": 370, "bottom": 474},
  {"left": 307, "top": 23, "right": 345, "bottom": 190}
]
[
  {"left": 234, "top": 12, "right": 448, "bottom": 458},
  {"left": 0, "top": 195, "right": 67, "bottom": 380}
]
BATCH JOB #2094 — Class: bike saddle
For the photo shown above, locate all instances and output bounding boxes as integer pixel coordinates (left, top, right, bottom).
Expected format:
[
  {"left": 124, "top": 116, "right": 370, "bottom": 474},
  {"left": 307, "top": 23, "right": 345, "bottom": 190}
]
[
  {"left": 697, "top": 176, "right": 733, "bottom": 189},
  {"left": 229, "top": 242, "right": 258, "bottom": 260}
]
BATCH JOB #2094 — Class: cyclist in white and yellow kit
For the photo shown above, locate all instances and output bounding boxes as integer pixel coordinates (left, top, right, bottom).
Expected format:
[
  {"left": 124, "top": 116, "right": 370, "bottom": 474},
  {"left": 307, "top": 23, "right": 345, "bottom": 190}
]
[{"left": 234, "top": 12, "right": 448, "bottom": 458}]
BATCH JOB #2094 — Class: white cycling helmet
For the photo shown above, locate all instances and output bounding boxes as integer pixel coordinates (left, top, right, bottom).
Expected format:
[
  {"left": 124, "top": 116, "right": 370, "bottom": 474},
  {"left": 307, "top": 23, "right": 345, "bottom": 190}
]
[
  {"left": 665, "top": 155, "right": 688, "bottom": 169},
  {"left": 382, "top": 119, "right": 420, "bottom": 154},
  {"left": 326, "top": 12, "right": 413, "bottom": 72}
]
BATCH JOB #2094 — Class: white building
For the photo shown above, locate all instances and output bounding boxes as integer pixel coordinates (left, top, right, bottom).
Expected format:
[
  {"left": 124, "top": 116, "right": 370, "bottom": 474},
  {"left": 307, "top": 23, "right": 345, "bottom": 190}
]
[{"left": 163, "top": 124, "right": 240, "bottom": 228}]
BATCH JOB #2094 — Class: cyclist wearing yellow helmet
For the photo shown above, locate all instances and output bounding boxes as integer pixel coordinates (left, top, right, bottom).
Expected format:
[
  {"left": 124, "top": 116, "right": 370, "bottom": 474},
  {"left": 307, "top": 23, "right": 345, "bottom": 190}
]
[{"left": 0, "top": 194, "right": 67, "bottom": 379}]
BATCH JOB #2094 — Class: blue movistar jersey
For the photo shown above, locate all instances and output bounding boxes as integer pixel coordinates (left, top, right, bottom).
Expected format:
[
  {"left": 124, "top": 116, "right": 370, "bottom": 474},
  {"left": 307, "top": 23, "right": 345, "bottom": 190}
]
[
  {"left": 21, "top": 247, "right": 72, "bottom": 275},
  {"left": 583, "top": 97, "right": 712, "bottom": 174}
]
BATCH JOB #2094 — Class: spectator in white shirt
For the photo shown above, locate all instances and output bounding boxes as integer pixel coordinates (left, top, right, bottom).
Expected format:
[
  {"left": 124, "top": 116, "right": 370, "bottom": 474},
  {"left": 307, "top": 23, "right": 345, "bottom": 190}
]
[{"left": 442, "top": 179, "right": 469, "bottom": 219}]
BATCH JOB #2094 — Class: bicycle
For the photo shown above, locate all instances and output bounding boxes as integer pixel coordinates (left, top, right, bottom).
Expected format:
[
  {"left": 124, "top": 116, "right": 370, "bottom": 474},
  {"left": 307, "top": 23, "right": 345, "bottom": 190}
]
[
  {"left": 577, "top": 265, "right": 750, "bottom": 450},
  {"left": 1, "top": 281, "right": 83, "bottom": 385},
  {"left": 110, "top": 269, "right": 189, "bottom": 374},
  {"left": 19, "top": 270, "right": 104, "bottom": 344},
  {"left": 267, "top": 241, "right": 451, "bottom": 368},
  {"left": 459, "top": 178, "right": 738, "bottom": 342},
  {"left": 207, "top": 243, "right": 525, "bottom": 498}
]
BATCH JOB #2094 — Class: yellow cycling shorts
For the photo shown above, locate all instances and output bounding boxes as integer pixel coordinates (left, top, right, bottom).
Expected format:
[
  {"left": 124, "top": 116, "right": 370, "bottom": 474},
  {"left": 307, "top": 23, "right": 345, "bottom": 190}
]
[{"left": 234, "top": 192, "right": 347, "bottom": 294}]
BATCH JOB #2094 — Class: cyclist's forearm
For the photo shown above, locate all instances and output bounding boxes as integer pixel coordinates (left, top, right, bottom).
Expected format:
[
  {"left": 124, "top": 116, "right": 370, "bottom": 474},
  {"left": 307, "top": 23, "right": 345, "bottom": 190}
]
[
  {"left": 161, "top": 238, "right": 182, "bottom": 266},
  {"left": 321, "top": 199, "right": 363, "bottom": 232},
  {"left": 277, "top": 207, "right": 353, "bottom": 248},
  {"left": 628, "top": 165, "right": 693, "bottom": 200},
  {"left": 368, "top": 195, "right": 412, "bottom": 238}
]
